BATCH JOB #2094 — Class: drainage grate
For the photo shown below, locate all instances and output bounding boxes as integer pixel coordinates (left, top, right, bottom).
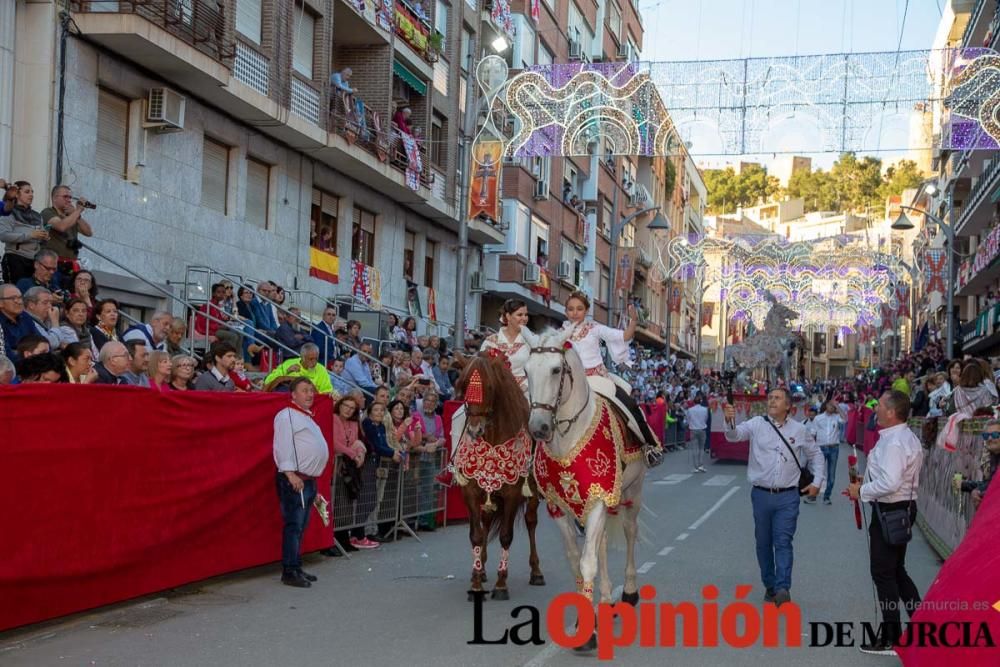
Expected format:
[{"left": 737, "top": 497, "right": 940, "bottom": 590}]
[{"left": 96, "top": 605, "right": 184, "bottom": 629}]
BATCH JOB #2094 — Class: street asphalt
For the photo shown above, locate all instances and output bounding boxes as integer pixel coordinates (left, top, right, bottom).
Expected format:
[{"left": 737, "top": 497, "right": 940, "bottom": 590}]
[{"left": 0, "top": 444, "right": 943, "bottom": 666}]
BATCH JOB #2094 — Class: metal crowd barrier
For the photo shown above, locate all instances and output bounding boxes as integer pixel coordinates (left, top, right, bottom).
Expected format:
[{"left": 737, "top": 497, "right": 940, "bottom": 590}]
[
  {"left": 328, "top": 447, "right": 448, "bottom": 556},
  {"left": 907, "top": 417, "right": 990, "bottom": 558}
]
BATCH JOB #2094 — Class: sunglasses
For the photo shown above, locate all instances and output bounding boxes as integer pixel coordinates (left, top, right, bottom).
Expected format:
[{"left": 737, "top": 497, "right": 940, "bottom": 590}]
[{"left": 982, "top": 432, "right": 1000, "bottom": 441}]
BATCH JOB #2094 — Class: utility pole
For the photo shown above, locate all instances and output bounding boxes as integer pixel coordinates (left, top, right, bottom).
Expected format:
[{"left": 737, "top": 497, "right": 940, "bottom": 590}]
[{"left": 453, "top": 40, "right": 482, "bottom": 353}]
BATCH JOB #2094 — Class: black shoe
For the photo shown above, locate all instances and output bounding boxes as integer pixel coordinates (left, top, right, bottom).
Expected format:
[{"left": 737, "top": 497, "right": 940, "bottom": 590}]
[
  {"left": 320, "top": 548, "right": 340, "bottom": 557},
  {"left": 419, "top": 524, "right": 437, "bottom": 532},
  {"left": 763, "top": 589, "right": 776, "bottom": 604},
  {"left": 858, "top": 640, "right": 896, "bottom": 655},
  {"left": 281, "top": 571, "right": 311, "bottom": 588},
  {"left": 773, "top": 589, "right": 791, "bottom": 606},
  {"left": 298, "top": 569, "right": 317, "bottom": 582},
  {"left": 342, "top": 541, "right": 359, "bottom": 552}
]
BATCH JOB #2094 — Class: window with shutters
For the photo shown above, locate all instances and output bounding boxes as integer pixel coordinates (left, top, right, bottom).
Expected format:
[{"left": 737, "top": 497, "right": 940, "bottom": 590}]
[
  {"left": 311, "top": 189, "right": 339, "bottom": 253},
  {"left": 404, "top": 230, "right": 415, "bottom": 280},
  {"left": 601, "top": 198, "right": 612, "bottom": 237},
  {"left": 430, "top": 114, "right": 445, "bottom": 168},
  {"left": 293, "top": 3, "right": 316, "bottom": 79},
  {"left": 245, "top": 158, "right": 270, "bottom": 229},
  {"left": 599, "top": 264, "right": 610, "bottom": 303},
  {"left": 352, "top": 207, "right": 376, "bottom": 266},
  {"left": 424, "top": 239, "right": 436, "bottom": 287},
  {"left": 201, "top": 138, "right": 230, "bottom": 214},
  {"left": 236, "top": 0, "right": 262, "bottom": 44},
  {"left": 96, "top": 89, "right": 129, "bottom": 178},
  {"left": 607, "top": 1, "right": 621, "bottom": 42}
]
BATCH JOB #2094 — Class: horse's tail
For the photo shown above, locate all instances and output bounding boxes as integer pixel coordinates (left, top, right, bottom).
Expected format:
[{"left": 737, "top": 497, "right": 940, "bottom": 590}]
[{"left": 485, "top": 493, "right": 528, "bottom": 544}]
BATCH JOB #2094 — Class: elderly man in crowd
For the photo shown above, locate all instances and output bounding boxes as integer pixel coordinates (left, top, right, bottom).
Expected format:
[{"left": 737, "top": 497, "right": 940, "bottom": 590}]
[
  {"left": 194, "top": 341, "right": 239, "bottom": 391},
  {"left": 123, "top": 310, "right": 171, "bottom": 352},
  {"left": 22, "top": 287, "right": 67, "bottom": 350},
  {"left": 0, "top": 355, "right": 14, "bottom": 384},
  {"left": 311, "top": 305, "right": 340, "bottom": 367},
  {"left": 15, "top": 249, "right": 62, "bottom": 295},
  {"left": 93, "top": 341, "right": 131, "bottom": 385},
  {"left": 0, "top": 284, "right": 33, "bottom": 361},
  {"left": 272, "top": 377, "right": 330, "bottom": 588},
  {"left": 343, "top": 341, "right": 378, "bottom": 395},
  {"left": 263, "top": 342, "right": 334, "bottom": 395},
  {"left": 165, "top": 317, "right": 188, "bottom": 355},
  {"left": 121, "top": 340, "right": 150, "bottom": 387}
]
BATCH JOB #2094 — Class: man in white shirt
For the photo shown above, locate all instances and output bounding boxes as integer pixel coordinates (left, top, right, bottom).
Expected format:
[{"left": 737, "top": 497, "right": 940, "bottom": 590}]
[
  {"left": 685, "top": 399, "right": 710, "bottom": 473},
  {"left": 809, "top": 400, "right": 846, "bottom": 505},
  {"left": 273, "top": 377, "right": 331, "bottom": 588},
  {"left": 848, "top": 390, "right": 923, "bottom": 655},
  {"left": 724, "top": 388, "right": 823, "bottom": 607}
]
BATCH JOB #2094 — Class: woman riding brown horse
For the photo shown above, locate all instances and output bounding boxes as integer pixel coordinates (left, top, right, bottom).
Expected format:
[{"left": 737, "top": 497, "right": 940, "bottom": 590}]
[{"left": 454, "top": 352, "right": 545, "bottom": 599}]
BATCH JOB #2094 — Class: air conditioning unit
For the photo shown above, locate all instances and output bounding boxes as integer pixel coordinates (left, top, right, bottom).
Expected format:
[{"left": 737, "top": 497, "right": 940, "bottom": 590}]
[
  {"left": 533, "top": 179, "right": 549, "bottom": 200},
  {"left": 616, "top": 43, "right": 631, "bottom": 60},
  {"left": 523, "top": 263, "right": 541, "bottom": 284},
  {"left": 568, "top": 40, "right": 582, "bottom": 61},
  {"left": 557, "top": 261, "right": 572, "bottom": 279},
  {"left": 146, "top": 87, "right": 186, "bottom": 130},
  {"left": 628, "top": 192, "right": 641, "bottom": 207},
  {"left": 470, "top": 271, "right": 487, "bottom": 293}
]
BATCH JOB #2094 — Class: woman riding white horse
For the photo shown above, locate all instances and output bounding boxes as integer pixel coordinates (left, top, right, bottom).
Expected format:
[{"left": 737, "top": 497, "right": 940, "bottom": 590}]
[
  {"left": 438, "top": 299, "right": 531, "bottom": 486},
  {"left": 561, "top": 290, "right": 662, "bottom": 466}
]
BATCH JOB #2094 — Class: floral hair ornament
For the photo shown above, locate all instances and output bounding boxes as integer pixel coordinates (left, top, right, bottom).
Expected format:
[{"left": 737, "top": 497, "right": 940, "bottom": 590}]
[
  {"left": 466, "top": 368, "right": 485, "bottom": 405},
  {"left": 563, "top": 340, "right": 573, "bottom": 351}
]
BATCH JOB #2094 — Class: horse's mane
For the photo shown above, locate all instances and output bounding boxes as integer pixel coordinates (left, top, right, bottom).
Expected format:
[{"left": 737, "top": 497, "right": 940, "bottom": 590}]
[{"left": 455, "top": 352, "right": 529, "bottom": 444}]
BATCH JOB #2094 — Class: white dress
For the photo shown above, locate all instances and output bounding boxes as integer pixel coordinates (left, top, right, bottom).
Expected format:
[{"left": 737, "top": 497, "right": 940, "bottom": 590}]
[
  {"left": 562, "top": 319, "right": 631, "bottom": 379},
  {"left": 480, "top": 329, "right": 531, "bottom": 402}
]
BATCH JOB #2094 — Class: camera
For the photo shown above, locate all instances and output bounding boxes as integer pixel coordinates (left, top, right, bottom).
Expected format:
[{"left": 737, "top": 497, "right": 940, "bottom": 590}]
[{"left": 75, "top": 197, "right": 97, "bottom": 210}]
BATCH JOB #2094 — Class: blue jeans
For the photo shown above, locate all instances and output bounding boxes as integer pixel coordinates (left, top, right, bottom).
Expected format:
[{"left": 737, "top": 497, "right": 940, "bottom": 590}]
[
  {"left": 751, "top": 487, "right": 800, "bottom": 592},
  {"left": 276, "top": 472, "right": 317, "bottom": 573},
  {"left": 820, "top": 445, "right": 839, "bottom": 501}
]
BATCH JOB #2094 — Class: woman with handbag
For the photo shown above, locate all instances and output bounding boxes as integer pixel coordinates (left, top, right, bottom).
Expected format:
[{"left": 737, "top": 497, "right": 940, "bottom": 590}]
[
  {"left": 328, "top": 395, "right": 377, "bottom": 554},
  {"left": 848, "top": 389, "right": 924, "bottom": 655}
]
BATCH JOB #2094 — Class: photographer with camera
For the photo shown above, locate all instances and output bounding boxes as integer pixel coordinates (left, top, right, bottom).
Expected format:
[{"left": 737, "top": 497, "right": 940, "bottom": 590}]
[
  {"left": 0, "top": 180, "right": 49, "bottom": 284},
  {"left": 41, "top": 185, "right": 94, "bottom": 286}
]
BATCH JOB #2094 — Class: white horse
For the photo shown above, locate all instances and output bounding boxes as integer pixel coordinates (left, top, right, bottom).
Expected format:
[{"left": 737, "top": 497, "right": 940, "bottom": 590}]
[{"left": 524, "top": 328, "right": 646, "bottom": 651}]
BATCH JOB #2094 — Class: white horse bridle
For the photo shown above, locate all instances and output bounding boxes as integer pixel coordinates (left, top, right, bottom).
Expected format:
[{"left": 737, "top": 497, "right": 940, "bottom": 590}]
[{"left": 528, "top": 344, "right": 588, "bottom": 437}]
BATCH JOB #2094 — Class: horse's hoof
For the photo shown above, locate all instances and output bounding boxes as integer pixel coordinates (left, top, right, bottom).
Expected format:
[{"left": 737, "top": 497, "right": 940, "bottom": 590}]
[
  {"left": 572, "top": 632, "right": 598, "bottom": 653},
  {"left": 491, "top": 588, "right": 510, "bottom": 601},
  {"left": 529, "top": 574, "right": 546, "bottom": 586},
  {"left": 621, "top": 590, "right": 639, "bottom": 606}
]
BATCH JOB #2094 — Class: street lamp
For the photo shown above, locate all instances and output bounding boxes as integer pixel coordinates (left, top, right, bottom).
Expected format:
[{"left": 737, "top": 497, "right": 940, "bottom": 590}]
[
  {"left": 608, "top": 206, "right": 667, "bottom": 326},
  {"left": 891, "top": 203, "right": 956, "bottom": 359}
]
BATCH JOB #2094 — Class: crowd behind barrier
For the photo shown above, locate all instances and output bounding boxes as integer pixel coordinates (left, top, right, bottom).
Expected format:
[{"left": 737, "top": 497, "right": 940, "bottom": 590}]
[{"left": 906, "top": 416, "right": 992, "bottom": 557}]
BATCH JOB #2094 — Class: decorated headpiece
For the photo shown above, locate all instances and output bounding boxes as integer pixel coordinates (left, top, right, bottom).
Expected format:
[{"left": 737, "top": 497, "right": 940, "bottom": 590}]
[{"left": 466, "top": 368, "right": 484, "bottom": 405}]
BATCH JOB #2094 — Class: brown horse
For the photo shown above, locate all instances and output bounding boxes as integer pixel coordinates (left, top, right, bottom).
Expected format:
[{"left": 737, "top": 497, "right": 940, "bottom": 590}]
[{"left": 453, "top": 352, "right": 545, "bottom": 600}]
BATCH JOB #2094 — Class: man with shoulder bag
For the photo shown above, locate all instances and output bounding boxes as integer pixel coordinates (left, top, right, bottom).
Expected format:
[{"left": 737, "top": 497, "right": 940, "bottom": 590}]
[
  {"left": 848, "top": 389, "right": 923, "bottom": 655},
  {"left": 724, "top": 388, "right": 824, "bottom": 608}
]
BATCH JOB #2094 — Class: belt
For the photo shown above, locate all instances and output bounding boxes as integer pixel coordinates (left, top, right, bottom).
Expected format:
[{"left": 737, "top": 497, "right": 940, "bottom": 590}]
[{"left": 753, "top": 485, "right": 798, "bottom": 494}]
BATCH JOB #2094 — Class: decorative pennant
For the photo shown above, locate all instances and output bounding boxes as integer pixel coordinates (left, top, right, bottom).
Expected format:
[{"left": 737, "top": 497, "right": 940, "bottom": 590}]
[
  {"left": 924, "top": 249, "right": 946, "bottom": 294},
  {"left": 615, "top": 248, "right": 635, "bottom": 292},
  {"left": 701, "top": 302, "right": 715, "bottom": 327},
  {"left": 469, "top": 139, "right": 503, "bottom": 222}
]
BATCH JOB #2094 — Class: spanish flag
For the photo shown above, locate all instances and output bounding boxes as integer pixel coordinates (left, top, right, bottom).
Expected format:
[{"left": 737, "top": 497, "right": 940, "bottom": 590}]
[{"left": 309, "top": 247, "right": 340, "bottom": 284}]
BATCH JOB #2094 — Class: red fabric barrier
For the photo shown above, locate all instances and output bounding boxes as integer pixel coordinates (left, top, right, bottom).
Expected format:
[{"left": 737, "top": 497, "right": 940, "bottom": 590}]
[
  {"left": 640, "top": 403, "right": 666, "bottom": 444},
  {"left": 896, "top": 485, "right": 1000, "bottom": 666},
  {"left": 0, "top": 385, "right": 334, "bottom": 632}
]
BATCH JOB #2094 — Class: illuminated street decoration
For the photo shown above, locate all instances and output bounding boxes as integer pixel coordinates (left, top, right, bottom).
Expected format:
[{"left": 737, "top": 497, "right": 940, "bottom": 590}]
[
  {"left": 945, "top": 51, "right": 1000, "bottom": 148},
  {"left": 657, "top": 234, "right": 908, "bottom": 331},
  {"left": 475, "top": 48, "right": 997, "bottom": 157}
]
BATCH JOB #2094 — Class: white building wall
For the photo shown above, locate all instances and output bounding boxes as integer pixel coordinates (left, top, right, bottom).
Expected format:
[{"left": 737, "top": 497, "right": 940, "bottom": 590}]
[{"left": 59, "top": 40, "right": 459, "bottom": 328}]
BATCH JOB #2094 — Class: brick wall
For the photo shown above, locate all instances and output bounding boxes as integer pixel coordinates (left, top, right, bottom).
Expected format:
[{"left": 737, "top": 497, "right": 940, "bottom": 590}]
[{"left": 334, "top": 45, "right": 393, "bottom": 122}]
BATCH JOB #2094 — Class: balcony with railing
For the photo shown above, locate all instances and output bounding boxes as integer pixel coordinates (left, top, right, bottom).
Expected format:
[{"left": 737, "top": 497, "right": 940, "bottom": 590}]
[
  {"left": 394, "top": 0, "right": 438, "bottom": 64},
  {"left": 956, "top": 155, "right": 1000, "bottom": 237},
  {"left": 69, "top": 0, "right": 235, "bottom": 87},
  {"left": 326, "top": 94, "right": 436, "bottom": 193},
  {"left": 961, "top": 0, "right": 995, "bottom": 47}
]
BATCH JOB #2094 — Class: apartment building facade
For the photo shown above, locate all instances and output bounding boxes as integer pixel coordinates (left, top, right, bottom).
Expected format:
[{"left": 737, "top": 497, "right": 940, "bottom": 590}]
[
  {"left": 928, "top": 0, "right": 1000, "bottom": 358},
  {"left": 2, "top": 0, "right": 517, "bottom": 333}
]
